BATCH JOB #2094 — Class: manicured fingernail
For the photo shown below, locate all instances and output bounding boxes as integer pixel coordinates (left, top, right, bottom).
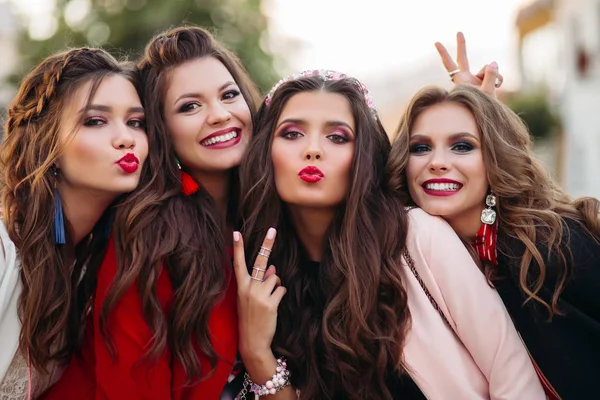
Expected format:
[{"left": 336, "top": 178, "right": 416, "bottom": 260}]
[
  {"left": 267, "top": 228, "right": 276, "bottom": 240},
  {"left": 233, "top": 231, "right": 240, "bottom": 242},
  {"left": 490, "top": 61, "right": 498, "bottom": 69}
]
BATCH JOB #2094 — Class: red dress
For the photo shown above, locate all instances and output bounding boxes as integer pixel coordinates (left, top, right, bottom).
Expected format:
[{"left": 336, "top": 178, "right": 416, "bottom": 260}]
[{"left": 41, "top": 238, "right": 238, "bottom": 400}]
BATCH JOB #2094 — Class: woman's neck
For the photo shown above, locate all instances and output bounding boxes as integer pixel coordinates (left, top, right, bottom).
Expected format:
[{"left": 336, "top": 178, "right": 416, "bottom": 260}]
[
  {"left": 190, "top": 169, "right": 232, "bottom": 223},
  {"left": 287, "top": 206, "right": 336, "bottom": 262},
  {"left": 445, "top": 204, "right": 486, "bottom": 242}
]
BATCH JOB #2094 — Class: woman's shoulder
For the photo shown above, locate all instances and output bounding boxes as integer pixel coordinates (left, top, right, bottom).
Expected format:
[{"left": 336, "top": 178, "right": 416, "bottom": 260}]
[
  {"left": 406, "top": 207, "right": 457, "bottom": 240},
  {"left": 0, "top": 220, "right": 19, "bottom": 276},
  {"left": 406, "top": 206, "right": 447, "bottom": 226},
  {"left": 405, "top": 207, "right": 465, "bottom": 257},
  {"left": 0, "top": 220, "right": 23, "bottom": 385},
  {"left": 499, "top": 215, "right": 599, "bottom": 260},
  {"left": 562, "top": 216, "right": 599, "bottom": 247}
]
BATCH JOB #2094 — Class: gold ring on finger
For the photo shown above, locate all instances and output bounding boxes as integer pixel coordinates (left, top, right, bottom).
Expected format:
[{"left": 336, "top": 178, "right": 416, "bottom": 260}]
[
  {"left": 250, "top": 276, "right": 263, "bottom": 282},
  {"left": 448, "top": 69, "right": 461, "bottom": 79}
]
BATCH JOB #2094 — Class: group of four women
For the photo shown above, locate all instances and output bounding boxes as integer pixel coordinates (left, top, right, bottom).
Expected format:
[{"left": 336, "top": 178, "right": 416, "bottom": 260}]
[{"left": 0, "top": 26, "right": 597, "bottom": 399}]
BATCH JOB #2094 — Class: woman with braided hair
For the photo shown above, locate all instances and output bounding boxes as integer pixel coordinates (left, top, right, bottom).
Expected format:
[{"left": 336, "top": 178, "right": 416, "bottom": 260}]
[{"left": 0, "top": 47, "right": 148, "bottom": 398}]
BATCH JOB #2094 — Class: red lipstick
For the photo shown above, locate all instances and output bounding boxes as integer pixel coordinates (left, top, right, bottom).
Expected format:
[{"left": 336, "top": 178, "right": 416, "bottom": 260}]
[
  {"left": 421, "top": 178, "right": 462, "bottom": 197},
  {"left": 298, "top": 166, "right": 324, "bottom": 183},
  {"left": 116, "top": 153, "right": 139, "bottom": 174}
]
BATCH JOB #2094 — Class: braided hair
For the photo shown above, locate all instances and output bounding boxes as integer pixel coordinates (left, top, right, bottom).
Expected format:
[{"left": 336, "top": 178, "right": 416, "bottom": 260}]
[{"left": 1, "top": 47, "right": 138, "bottom": 371}]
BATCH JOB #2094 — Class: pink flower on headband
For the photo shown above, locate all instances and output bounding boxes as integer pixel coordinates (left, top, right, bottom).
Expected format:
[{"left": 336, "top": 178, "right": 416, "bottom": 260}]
[{"left": 264, "top": 69, "right": 377, "bottom": 118}]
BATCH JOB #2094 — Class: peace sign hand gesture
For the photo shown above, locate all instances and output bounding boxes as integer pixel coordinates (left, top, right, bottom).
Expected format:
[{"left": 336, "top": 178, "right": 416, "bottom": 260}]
[
  {"left": 435, "top": 32, "right": 504, "bottom": 97},
  {"left": 233, "top": 228, "right": 286, "bottom": 361}
]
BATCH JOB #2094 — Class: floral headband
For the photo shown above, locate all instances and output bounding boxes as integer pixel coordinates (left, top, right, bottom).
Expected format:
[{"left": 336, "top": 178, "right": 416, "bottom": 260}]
[{"left": 264, "top": 69, "right": 378, "bottom": 118}]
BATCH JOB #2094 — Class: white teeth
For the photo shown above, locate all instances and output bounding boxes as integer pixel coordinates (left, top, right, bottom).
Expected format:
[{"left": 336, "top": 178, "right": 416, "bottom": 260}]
[
  {"left": 201, "top": 130, "right": 239, "bottom": 146},
  {"left": 425, "top": 182, "right": 460, "bottom": 191}
]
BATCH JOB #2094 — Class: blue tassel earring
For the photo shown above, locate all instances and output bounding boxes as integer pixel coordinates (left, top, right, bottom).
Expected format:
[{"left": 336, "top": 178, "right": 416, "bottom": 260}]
[{"left": 52, "top": 166, "right": 66, "bottom": 245}]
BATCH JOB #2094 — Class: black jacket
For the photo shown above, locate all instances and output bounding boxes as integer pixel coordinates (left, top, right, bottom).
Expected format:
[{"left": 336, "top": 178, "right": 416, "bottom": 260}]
[{"left": 495, "top": 218, "right": 600, "bottom": 400}]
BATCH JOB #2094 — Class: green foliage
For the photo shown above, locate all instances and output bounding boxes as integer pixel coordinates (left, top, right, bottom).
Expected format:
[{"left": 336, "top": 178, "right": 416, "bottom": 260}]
[
  {"left": 506, "top": 91, "right": 560, "bottom": 141},
  {"left": 13, "top": 0, "right": 278, "bottom": 94}
]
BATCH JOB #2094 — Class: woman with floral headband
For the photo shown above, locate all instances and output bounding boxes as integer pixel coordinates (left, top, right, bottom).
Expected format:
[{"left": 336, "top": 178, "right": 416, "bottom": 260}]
[
  {"left": 234, "top": 69, "right": 544, "bottom": 399},
  {"left": 0, "top": 47, "right": 148, "bottom": 398},
  {"left": 387, "top": 84, "right": 600, "bottom": 399}
]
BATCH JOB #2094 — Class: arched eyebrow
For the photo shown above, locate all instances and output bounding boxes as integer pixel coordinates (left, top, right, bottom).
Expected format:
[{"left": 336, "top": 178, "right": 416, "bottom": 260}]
[
  {"left": 80, "top": 104, "right": 144, "bottom": 113},
  {"left": 410, "top": 132, "right": 479, "bottom": 143},
  {"left": 173, "top": 81, "right": 237, "bottom": 105},
  {"left": 276, "top": 118, "right": 354, "bottom": 134}
]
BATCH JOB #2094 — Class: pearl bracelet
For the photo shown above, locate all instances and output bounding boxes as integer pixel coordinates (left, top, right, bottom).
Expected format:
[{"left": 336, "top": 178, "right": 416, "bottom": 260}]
[{"left": 242, "top": 357, "right": 291, "bottom": 397}]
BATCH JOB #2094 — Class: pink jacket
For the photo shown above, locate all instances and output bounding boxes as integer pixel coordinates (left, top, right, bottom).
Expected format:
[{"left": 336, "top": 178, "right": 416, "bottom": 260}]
[{"left": 402, "top": 208, "right": 545, "bottom": 399}]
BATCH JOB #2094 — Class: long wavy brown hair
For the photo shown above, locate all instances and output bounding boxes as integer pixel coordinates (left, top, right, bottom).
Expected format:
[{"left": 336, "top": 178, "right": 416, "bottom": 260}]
[
  {"left": 0, "top": 48, "right": 138, "bottom": 371},
  {"left": 240, "top": 76, "right": 411, "bottom": 399},
  {"left": 103, "top": 26, "right": 260, "bottom": 381},
  {"left": 388, "top": 84, "right": 600, "bottom": 317}
]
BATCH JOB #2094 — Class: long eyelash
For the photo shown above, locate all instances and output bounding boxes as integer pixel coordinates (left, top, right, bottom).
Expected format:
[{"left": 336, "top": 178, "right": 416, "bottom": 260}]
[
  {"left": 409, "top": 143, "right": 429, "bottom": 152},
  {"left": 328, "top": 134, "right": 349, "bottom": 143},
  {"left": 179, "top": 102, "right": 199, "bottom": 112},
  {"left": 84, "top": 117, "right": 104, "bottom": 126},
  {"left": 452, "top": 141, "right": 475, "bottom": 151},
  {"left": 223, "top": 90, "right": 240, "bottom": 99},
  {"left": 130, "top": 118, "right": 146, "bottom": 128}
]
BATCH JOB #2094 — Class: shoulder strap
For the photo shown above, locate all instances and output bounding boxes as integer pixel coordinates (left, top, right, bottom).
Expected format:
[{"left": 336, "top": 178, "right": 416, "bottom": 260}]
[{"left": 403, "top": 248, "right": 452, "bottom": 329}]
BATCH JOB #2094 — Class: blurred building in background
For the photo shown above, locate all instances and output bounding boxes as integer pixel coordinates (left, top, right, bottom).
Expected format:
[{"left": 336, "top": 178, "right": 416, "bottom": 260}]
[{"left": 516, "top": 0, "right": 600, "bottom": 198}]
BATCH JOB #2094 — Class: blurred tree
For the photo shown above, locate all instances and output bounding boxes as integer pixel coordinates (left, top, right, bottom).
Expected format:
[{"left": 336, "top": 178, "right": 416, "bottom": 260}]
[
  {"left": 506, "top": 91, "right": 560, "bottom": 141},
  {"left": 12, "top": 0, "right": 278, "bottom": 94}
]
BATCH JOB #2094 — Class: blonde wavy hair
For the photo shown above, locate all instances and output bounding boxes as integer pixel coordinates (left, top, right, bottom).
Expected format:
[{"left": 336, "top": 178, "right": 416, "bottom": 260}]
[{"left": 387, "top": 84, "right": 600, "bottom": 317}]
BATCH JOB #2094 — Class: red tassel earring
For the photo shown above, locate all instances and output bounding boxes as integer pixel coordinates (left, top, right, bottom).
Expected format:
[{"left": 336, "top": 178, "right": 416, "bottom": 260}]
[{"left": 180, "top": 170, "right": 200, "bottom": 196}]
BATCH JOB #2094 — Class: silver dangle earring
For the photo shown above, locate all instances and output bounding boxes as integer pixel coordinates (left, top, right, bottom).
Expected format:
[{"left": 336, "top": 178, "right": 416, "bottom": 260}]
[{"left": 481, "top": 192, "right": 497, "bottom": 225}]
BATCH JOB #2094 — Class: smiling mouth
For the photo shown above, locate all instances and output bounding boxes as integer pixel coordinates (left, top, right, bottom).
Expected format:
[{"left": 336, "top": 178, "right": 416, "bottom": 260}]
[
  {"left": 200, "top": 130, "right": 239, "bottom": 146},
  {"left": 423, "top": 182, "right": 462, "bottom": 191}
]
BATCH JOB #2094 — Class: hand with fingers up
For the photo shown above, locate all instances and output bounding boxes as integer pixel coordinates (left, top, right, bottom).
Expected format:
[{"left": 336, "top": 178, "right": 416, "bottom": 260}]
[
  {"left": 233, "top": 228, "right": 296, "bottom": 399},
  {"left": 435, "top": 32, "right": 504, "bottom": 97}
]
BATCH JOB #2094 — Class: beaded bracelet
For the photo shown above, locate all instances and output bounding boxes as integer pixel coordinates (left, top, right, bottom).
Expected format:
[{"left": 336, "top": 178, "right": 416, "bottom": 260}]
[{"left": 240, "top": 357, "right": 291, "bottom": 398}]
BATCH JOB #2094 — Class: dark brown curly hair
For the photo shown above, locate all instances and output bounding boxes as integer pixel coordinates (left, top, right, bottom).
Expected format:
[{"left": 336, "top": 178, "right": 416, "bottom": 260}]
[
  {"left": 240, "top": 75, "right": 411, "bottom": 399},
  {"left": 102, "top": 26, "right": 260, "bottom": 381}
]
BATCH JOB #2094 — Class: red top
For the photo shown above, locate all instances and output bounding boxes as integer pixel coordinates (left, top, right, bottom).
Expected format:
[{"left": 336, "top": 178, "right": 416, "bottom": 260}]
[{"left": 41, "top": 238, "right": 238, "bottom": 400}]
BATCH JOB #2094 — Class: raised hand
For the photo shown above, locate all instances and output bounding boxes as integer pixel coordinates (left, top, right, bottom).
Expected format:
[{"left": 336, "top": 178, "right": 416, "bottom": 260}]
[
  {"left": 233, "top": 228, "right": 286, "bottom": 361},
  {"left": 435, "top": 32, "right": 504, "bottom": 96}
]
